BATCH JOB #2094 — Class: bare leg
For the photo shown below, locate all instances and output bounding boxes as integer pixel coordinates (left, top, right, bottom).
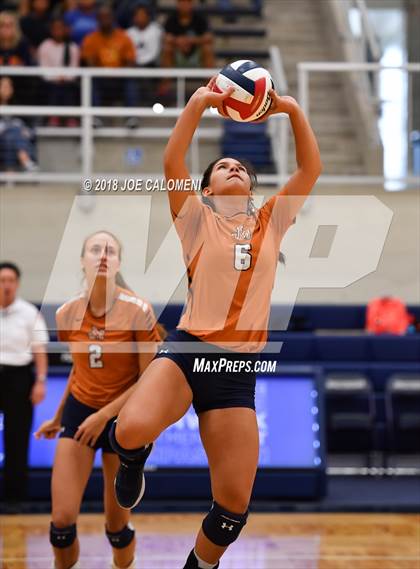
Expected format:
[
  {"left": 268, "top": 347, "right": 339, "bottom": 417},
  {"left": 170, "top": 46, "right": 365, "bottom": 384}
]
[
  {"left": 102, "top": 452, "right": 135, "bottom": 568},
  {"left": 115, "top": 358, "right": 193, "bottom": 449},
  {"left": 195, "top": 408, "right": 259, "bottom": 564},
  {"left": 51, "top": 438, "right": 95, "bottom": 569}
]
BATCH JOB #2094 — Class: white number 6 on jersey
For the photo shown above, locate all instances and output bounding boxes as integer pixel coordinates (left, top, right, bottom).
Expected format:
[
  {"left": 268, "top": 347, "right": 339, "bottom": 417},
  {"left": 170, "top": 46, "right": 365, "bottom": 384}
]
[
  {"left": 234, "top": 243, "right": 252, "bottom": 271},
  {"left": 89, "top": 344, "right": 104, "bottom": 368}
]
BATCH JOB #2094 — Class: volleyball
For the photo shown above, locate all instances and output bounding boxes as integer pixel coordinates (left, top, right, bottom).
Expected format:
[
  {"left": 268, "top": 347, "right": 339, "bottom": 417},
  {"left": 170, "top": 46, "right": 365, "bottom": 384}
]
[{"left": 213, "top": 60, "right": 274, "bottom": 122}]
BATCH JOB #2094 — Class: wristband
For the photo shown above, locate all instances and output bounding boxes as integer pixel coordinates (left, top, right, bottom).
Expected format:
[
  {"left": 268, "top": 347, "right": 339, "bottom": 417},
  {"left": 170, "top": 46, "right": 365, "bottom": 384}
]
[{"left": 36, "top": 376, "right": 46, "bottom": 383}]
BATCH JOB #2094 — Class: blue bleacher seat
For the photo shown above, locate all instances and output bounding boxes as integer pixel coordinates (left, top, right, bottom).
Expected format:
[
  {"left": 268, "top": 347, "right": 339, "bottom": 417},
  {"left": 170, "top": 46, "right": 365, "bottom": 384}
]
[
  {"left": 370, "top": 336, "right": 420, "bottom": 362},
  {"left": 315, "top": 336, "right": 369, "bottom": 361},
  {"left": 222, "top": 121, "right": 274, "bottom": 172}
]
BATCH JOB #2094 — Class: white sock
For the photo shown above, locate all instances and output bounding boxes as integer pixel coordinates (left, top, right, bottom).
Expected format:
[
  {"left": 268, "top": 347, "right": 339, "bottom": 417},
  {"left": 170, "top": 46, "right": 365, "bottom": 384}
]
[{"left": 194, "top": 549, "right": 218, "bottom": 569}]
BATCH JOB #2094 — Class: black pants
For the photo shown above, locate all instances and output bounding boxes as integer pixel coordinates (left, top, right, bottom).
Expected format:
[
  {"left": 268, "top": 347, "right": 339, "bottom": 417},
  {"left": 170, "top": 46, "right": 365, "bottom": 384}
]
[{"left": 0, "top": 363, "right": 35, "bottom": 502}]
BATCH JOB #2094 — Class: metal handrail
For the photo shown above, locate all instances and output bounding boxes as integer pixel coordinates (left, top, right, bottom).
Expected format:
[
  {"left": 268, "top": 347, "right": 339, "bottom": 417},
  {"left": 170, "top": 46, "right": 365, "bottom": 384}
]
[
  {"left": 0, "top": 56, "right": 290, "bottom": 185},
  {"left": 354, "top": 0, "right": 381, "bottom": 63},
  {"left": 268, "top": 46, "right": 290, "bottom": 181}
]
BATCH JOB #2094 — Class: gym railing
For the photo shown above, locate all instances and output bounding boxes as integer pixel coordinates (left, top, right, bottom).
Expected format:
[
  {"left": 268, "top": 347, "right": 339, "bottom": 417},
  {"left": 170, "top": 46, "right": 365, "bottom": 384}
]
[{"left": 0, "top": 52, "right": 289, "bottom": 187}]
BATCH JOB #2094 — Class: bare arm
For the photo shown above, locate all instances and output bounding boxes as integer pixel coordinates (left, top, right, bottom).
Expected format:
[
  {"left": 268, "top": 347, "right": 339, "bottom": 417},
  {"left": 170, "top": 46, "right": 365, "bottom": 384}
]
[
  {"left": 258, "top": 91, "right": 322, "bottom": 219},
  {"left": 275, "top": 94, "right": 322, "bottom": 198},
  {"left": 163, "top": 78, "right": 233, "bottom": 216},
  {"left": 30, "top": 347, "right": 48, "bottom": 405},
  {"left": 33, "top": 368, "right": 73, "bottom": 439},
  {"left": 33, "top": 347, "right": 48, "bottom": 383}
]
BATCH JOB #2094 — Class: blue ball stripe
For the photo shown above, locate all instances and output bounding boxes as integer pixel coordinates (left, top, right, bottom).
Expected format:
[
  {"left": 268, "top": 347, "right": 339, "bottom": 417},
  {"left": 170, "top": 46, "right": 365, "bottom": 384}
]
[
  {"left": 237, "top": 60, "right": 261, "bottom": 74},
  {"left": 220, "top": 65, "right": 256, "bottom": 95}
]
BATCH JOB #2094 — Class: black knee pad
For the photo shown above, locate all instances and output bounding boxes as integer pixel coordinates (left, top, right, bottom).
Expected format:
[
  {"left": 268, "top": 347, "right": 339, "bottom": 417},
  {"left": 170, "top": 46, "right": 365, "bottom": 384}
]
[
  {"left": 106, "top": 523, "right": 135, "bottom": 549},
  {"left": 108, "top": 420, "right": 149, "bottom": 462},
  {"left": 202, "top": 501, "right": 248, "bottom": 547},
  {"left": 50, "top": 522, "right": 77, "bottom": 549}
]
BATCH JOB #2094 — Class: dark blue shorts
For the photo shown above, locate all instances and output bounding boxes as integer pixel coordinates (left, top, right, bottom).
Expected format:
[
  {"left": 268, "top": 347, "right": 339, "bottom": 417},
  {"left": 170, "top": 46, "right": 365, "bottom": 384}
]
[
  {"left": 153, "top": 329, "right": 259, "bottom": 414},
  {"left": 59, "top": 393, "right": 116, "bottom": 453}
]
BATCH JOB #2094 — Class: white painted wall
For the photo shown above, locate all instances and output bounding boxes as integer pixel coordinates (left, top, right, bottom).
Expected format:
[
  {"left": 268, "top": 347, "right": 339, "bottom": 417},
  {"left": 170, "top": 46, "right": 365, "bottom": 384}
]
[{"left": 1, "top": 184, "right": 419, "bottom": 307}]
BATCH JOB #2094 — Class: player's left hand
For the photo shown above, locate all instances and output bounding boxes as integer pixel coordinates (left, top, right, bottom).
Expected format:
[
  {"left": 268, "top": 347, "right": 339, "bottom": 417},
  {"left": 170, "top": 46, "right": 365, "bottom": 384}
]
[
  {"left": 75, "top": 411, "right": 108, "bottom": 448},
  {"left": 30, "top": 380, "right": 46, "bottom": 405},
  {"left": 253, "top": 90, "right": 298, "bottom": 122}
]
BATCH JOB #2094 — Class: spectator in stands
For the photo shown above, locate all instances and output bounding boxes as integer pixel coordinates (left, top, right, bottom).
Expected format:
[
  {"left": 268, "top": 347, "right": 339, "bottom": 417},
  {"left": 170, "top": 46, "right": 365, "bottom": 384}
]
[
  {"left": 162, "top": 0, "right": 214, "bottom": 69},
  {"left": 20, "top": 0, "right": 51, "bottom": 53},
  {"left": 82, "top": 5, "right": 137, "bottom": 123},
  {"left": 64, "top": 0, "right": 98, "bottom": 45},
  {"left": 38, "top": 16, "right": 80, "bottom": 127},
  {"left": 0, "top": 262, "right": 49, "bottom": 512},
  {"left": 126, "top": 4, "right": 162, "bottom": 115},
  {"left": 0, "top": 11, "right": 34, "bottom": 106},
  {"left": 0, "top": 77, "right": 39, "bottom": 172},
  {"left": 113, "top": 0, "right": 158, "bottom": 29},
  {"left": 127, "top": 5, "right": 162, "bottom": 67},
  {"left": 19, "top": 0, "right": 60, "bottom": 16},
  {"left": 0, "top": 11, "right": 32, "bottom": 65}
]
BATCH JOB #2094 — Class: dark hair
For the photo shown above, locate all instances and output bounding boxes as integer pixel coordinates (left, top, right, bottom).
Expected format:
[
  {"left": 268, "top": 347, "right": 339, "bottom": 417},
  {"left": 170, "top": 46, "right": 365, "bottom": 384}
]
[
  {"left": 81, "top": 230, "right": 131, "bottom": 289},
  {"left": 0, "top": 261, "right": 21, "bottom": 279},
  {"left": 133, "top": 4, "right": 151, "bottom": 17},
  {"left": 200, "top": 157, "right": 257, "bottom": 216},
  {"left": 200, "top": 158, "right": 286, "bottom": 264}
]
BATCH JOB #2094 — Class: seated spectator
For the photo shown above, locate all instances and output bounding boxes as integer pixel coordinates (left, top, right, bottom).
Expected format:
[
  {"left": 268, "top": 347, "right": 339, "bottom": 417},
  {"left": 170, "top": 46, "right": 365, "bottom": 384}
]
[
  {"left": 37, "top": 17, "right": 80, "bottom": 127},
  {"left": 0, "top": 77, "right": 39, "bottom": 173},
  {"left": 127, "top": 5, "right": 162, "bottom": 68},
  {"left": 19, "top": 0, "right": 61, "bottom": 16},
  {"left": 113, "top": 0, "right": 157, "bottom": 29},
  {"left": 0, "top": 11, "right": 32, "bottom": 66},
  {"left": 64, "top": 0, "right": 98, "bottom": 45},
  {"left": 162, "top": 0, "right": 214, "bottom": 69},
  {"left": 0, "top": 11, "right": 33, "bottom": 106},
  {"left": 82, "top": 5, "right": 137, "bottom": 122},
  {"left": 126, "top": 4, "right": 162, "bottom": 114},
  {"left": 20, "top": 0, "right": 51, "bottom": 54}
]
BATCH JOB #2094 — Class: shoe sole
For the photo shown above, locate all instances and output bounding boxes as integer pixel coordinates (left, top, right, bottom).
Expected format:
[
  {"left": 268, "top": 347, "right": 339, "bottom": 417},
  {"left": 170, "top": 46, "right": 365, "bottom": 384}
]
[{"left": 115, "top": 472, "right": 145, "bottom": 510}]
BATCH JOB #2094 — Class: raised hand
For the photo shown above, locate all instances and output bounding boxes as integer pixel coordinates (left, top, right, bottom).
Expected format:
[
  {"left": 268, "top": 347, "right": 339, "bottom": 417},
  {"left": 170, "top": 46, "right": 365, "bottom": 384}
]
[
  {"left": 192, "top": 76, "right": 233, "bottom": 116},
  {"left": 253, "top": 90, "right": 298, "bottom": 122}
]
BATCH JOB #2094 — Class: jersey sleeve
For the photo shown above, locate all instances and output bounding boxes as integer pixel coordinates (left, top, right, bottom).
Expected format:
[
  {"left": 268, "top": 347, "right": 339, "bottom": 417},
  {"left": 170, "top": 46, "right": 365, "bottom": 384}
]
[
  {"left": 133, "top": 301, "right": 161, "bottom": 344},
  {"left": 259, "top": 194, "right": 296, "bottom": 239},
  {"left": 171, "top": 193, "right": 205, "bottom": 251},
  {"left": 55, "top": 305, "right": 70, "bottom": 343}
]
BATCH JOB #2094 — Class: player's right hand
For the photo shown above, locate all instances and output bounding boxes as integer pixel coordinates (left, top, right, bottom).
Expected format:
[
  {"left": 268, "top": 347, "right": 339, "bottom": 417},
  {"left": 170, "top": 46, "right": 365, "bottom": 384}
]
[
  {"left": 34, "top": 417, "right": 63, "bottom": 440},
  {"left": 192, "top": 76, "right": 233, "bottom": 116}
]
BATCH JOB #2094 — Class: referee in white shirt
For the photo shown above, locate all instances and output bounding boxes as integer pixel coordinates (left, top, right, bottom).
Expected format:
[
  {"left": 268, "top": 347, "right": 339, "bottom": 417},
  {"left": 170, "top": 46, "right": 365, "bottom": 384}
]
[{"left": 0, "top": 262, "right": 49, "bottom": 507}]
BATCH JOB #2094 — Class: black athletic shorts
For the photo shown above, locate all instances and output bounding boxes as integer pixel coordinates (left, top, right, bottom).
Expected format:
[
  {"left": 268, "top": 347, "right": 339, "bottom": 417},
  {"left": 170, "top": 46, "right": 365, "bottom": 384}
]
[
  {"left": 153, "top": 329, "right": 260, "bottom": 414},
  {"left": 59, "top": 392, "right": 116, "bottom": 452}
]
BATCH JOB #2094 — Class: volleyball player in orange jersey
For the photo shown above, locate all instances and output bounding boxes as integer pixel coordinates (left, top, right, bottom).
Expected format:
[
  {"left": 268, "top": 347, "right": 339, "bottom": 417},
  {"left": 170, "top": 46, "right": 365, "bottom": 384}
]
[
  {"left": 35, "top": 230, "right": 161, "bottom": 569},
  {"left": 108, "top": 78, "right": 322, "bottom": 569}
]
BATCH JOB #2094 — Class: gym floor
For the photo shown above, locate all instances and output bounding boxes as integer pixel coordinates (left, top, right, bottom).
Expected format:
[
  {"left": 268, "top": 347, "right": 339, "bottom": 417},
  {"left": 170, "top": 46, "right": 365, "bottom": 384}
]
[{"left": 1, "top": 513, "right": 419, "bottom": 568}]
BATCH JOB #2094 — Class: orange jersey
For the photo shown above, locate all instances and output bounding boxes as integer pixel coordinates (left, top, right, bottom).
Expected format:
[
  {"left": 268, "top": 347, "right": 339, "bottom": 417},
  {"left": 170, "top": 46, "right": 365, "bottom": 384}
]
[
  {"left": 81, "top": 29, "right": 135, "bottom": 67},
  {"left": 56, "top": 287, "right": 161, "bottom": 409},
  {"left": 173, "top": 194, "right": 295, "bottom": 353}
]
